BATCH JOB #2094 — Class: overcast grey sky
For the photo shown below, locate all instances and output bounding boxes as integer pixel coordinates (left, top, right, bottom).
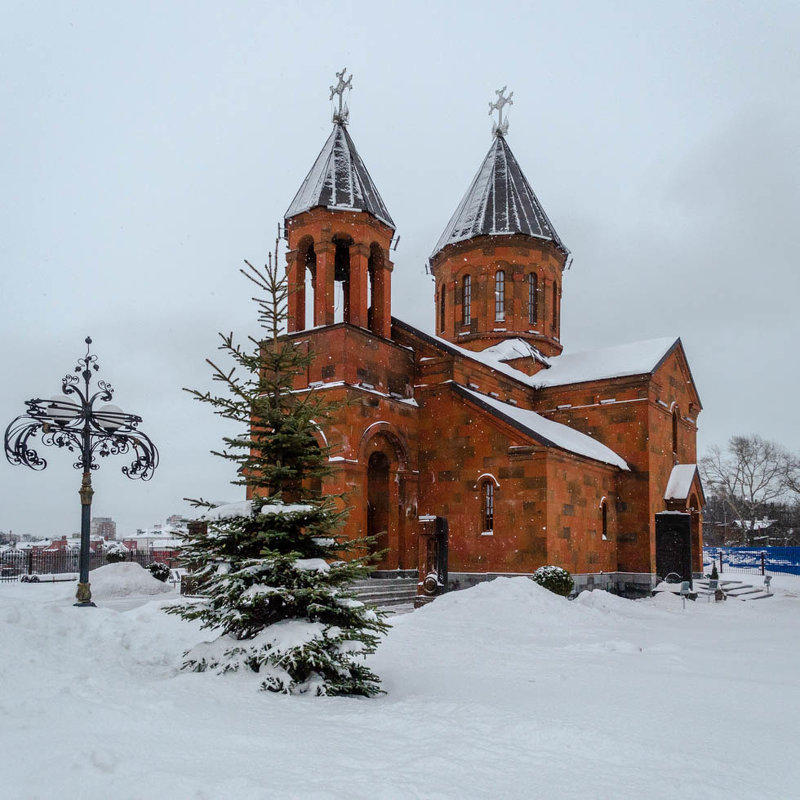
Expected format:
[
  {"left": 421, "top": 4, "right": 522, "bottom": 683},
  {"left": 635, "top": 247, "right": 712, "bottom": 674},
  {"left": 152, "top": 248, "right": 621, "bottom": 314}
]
[{"left": 2, "top": 0, "right": 798, "bottom": 538}]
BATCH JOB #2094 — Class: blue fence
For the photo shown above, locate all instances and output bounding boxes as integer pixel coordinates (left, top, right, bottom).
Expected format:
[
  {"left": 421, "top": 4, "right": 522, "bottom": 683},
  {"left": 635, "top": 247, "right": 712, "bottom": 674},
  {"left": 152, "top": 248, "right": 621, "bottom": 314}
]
[{"left": 703, "top": 547, "right": 800, "bottom": 576}]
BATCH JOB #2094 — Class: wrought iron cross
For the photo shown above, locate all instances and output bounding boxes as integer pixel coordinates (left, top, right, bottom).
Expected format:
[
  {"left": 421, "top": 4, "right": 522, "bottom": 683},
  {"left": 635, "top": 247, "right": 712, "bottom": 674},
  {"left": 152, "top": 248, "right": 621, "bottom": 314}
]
[
  {"left": 330, "top": 67, "right": 352, "bottom": 124},
  {"left": 4, "top": 337, "right": 159, "bottom": 606},
  {"left": 489, "top": 86, "right": 514, "bottom": 137}
]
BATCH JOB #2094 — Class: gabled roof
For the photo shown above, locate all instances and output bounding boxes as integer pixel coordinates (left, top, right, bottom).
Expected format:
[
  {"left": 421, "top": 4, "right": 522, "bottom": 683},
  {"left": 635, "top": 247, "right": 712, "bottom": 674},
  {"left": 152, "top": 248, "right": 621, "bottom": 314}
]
[
  {"left": 457, "top": 385, "right": 628, "bottom": 470},
  {"left": 285, "top": 123, "right": 394, "bottom": 229},
  {"left": 393, "top": 320, "right": 693, "bottom": 398},
  {"left": 392, "top": 317, "right": 543, "bottom": 387},
  {"left": 393, "top": 320, "right": 703, "bottom": 415},
  {"left": 479, "top": 338, "right": 551, "bottom": 368},
  {"left": 530, "top": 337, "right": 682, "bottom": 389},
  {"left": 431, "top": 134, "right": 568, "bottom": 259},
  {"left": 664, "top": 464, "right": 704, "bottom": 504}
]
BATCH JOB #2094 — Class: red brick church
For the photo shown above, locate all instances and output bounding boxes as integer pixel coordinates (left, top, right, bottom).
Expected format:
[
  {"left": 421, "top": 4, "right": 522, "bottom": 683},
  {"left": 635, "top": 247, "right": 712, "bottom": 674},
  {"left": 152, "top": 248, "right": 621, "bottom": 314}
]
[{"left": 279, "top": 77, "right": 704, "bottom": 595}]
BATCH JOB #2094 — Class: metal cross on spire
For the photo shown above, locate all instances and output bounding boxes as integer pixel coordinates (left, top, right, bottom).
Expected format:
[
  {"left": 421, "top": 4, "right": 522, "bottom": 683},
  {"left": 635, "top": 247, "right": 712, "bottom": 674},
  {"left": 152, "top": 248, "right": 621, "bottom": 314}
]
[
  {"left": 489, "top": 86, "right": 514, "bottom": 137},
  {"left": 330, "top": 67, "right": 353, "bottom": 125}
]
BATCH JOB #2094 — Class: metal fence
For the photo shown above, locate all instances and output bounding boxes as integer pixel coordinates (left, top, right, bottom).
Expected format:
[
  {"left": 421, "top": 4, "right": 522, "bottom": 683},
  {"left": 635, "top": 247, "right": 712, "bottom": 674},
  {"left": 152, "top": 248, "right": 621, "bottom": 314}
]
[
  {"left": 0, "top": 549, "right": 181, "bottom": 582},
  {"left": 703, "top": 546, "right": 800, "bottom": 577}
]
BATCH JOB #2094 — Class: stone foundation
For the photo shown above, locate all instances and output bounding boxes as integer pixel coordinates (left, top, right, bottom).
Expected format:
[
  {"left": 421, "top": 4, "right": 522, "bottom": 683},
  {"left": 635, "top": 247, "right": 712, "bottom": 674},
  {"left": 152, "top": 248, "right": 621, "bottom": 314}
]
[{"left": 446, "top": 570, "right": 656, "bottom": 599}]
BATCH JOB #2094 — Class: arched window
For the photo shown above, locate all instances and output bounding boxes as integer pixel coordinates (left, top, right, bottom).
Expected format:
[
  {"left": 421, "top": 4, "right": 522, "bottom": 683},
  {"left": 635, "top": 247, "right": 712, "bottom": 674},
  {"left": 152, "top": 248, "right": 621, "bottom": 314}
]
[
  {"left": 462, "top": 275, "right": 472, "bottom": 325},
  {"left": 601, "top": 499, "right": 608, "bottom": 541},
  {"left": 552, "top": 282, "right": 558, "bottom": 331},
  {"left": 672, "top": 406, "right": 680, "bottom": 456},
  {"left": 528, "top": 273, "right": 538, "bottom": 325},
  {"left": 303, "top": 240, "right": 317, "bottom": 329},
  {"left": 439, "top": 287, "right": 446, "bottom": 333},
  {"left": 482, "top": 480, "right": 494, "bottom": 533},
  {"left": 495, "top": 270, "right": 505, "bottom": 321},
  {"left": 333, "top": 237, "right": 352, "bottom": 324}
]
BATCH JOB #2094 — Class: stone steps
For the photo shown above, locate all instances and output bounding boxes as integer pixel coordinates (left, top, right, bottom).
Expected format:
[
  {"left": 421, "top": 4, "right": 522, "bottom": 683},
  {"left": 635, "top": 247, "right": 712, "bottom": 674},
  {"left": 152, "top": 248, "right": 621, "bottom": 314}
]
[
  {"left": 694, "top": 578, "right": 772, "bottom": 601},
  {"left": 351, "top": 574, "right": 419, "bottom": 610}
]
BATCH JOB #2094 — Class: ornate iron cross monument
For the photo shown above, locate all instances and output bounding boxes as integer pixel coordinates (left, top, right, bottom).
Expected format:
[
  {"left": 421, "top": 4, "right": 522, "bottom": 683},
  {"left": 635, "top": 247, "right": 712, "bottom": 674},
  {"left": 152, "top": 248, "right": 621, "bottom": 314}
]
[
  {"left": 330, "top": 67, "right": 352, "bottom": 125},
  {"left": 489, "top": 86, "right": 514, "bottom": 137},
  {"left": 4, "top": 338, "right": 159, "bottom": 605}
]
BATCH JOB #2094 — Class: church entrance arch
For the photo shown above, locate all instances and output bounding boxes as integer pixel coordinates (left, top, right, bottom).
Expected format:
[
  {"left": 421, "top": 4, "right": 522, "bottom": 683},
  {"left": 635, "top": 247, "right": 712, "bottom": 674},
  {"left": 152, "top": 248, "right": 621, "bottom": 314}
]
[
  {"left": 367, "top": 451, "right": 390, "bottom": 563},
  {"left": 359, "top": 424, "right": 413, "bottom": 571}
]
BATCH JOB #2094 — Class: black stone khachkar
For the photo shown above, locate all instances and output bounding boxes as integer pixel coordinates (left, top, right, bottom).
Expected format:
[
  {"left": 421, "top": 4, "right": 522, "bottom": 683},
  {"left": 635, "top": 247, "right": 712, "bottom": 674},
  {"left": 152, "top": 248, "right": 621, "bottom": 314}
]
[{"left": 655, "top": 511, "right": 693, "bottom": 584}]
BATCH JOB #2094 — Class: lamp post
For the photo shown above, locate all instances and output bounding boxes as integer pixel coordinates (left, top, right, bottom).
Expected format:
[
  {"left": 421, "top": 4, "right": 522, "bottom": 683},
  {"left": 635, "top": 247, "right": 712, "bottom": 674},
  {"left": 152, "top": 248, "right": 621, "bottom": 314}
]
[{"left": 4, "top": 337, "right": 159, "bottom": 606}]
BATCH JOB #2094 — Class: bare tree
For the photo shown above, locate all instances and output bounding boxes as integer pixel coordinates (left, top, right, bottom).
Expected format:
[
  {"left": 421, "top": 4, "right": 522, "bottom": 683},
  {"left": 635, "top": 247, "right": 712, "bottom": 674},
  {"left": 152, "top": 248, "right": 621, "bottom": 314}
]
[
  {"left": 785, "top": 454, "right": 800, "bottom": 499},
  {"left": 700, "top": 435, "right": 792, "bottom": 545}
]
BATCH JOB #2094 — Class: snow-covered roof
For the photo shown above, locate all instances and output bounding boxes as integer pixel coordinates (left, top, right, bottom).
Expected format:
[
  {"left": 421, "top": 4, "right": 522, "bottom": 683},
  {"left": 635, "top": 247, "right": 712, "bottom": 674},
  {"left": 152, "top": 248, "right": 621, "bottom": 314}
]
[
  {"left": 285, "top": 123, "right": 394, "bottom": 229},
  {"left": 734, "top": 518, "right": 776, "bottom": 531},
  {"left": 458, "top": 386, "right": 628, "bottom": 470},
  {"left": 395, "top": 320, "right": 690, "bottom": 400},
  {"left": 531, "top": 337, "right": 680, "bottom": 389},
  {"left": 396, "top": 320, "right": 545, "bottom": 386},
  {"left": 128, "top": 528, "right": 185, "bottom": 539},
  {"left": 479, "top": 338, "right": 551, "bottom": 367},
  {"left": 664, "top": 464, "right": 700, "bottom": 501},
  {"left": 431, "top": 134, "right": 567, "bottom": 259}
]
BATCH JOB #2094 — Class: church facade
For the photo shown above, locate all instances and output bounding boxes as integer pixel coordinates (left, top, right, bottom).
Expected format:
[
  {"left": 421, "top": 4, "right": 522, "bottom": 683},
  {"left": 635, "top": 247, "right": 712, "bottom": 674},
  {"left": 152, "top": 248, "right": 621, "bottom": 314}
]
[{"left": 277, "top": 80, "right": 704, "bottom": 596}]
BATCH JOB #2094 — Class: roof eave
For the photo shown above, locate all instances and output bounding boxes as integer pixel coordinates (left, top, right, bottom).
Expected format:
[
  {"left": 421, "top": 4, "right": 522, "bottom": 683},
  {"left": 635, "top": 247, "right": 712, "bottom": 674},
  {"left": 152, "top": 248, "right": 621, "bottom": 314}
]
[
  {"left": 285, "top": 202, "right": 395, "bottom": 231},
  {"left": 453, "top": 384, "right": 625, "bottom": 471},
  {"left": 429, "top": 230, "right": 569, "bottom": 270}
]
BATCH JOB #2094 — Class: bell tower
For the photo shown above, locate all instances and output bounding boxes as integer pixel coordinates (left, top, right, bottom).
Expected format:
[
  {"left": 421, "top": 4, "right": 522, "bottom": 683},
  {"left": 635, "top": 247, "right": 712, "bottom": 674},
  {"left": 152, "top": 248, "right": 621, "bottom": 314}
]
[
  {"left": 429, "top": 88, "right": 570, "bottom": 364},
  {"left": 284, "top": 69, "right": 395, "bottom": 339}
]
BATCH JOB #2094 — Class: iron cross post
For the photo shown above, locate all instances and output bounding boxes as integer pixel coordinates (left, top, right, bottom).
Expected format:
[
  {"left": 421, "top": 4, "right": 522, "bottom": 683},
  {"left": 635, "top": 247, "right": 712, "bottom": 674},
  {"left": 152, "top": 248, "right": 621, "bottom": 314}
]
[
  {"left": 330, "top": 67, "right": 353, "bottom": 124},
  {"left": 4, "top": 338, "right": 159, "bottom": 605},
  {"left": 489, "top": 86, "right": 514, "bottom": 137}
]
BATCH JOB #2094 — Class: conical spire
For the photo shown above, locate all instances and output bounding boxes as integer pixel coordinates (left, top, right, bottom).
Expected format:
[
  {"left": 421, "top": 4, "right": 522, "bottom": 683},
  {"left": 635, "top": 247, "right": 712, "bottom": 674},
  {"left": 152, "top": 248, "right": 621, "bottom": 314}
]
[
  {"left": 431, "top": 133, "right": 567, "bottom": 259},
  {"left": 285, "top": 69, "right": 394, "bottom": 230},
  {"left": 285, "top": 123, "right": 394, "bottom": 229}
]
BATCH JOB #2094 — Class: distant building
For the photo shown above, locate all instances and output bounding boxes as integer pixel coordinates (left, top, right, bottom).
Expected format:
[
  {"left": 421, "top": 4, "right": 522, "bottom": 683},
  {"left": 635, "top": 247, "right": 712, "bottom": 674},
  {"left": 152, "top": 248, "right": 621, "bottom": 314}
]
[
  {"left": 122, "top": 516, "right": 186, "bottom": 566},
  {"left": 90, "top": 517, "right": 116, "bottom": 540}
]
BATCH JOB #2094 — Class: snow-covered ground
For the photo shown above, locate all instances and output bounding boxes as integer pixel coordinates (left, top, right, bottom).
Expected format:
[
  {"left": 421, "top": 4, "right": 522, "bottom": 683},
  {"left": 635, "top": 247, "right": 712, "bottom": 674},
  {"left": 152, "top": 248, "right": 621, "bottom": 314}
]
[{"left": 2, "top": 568, "right": 799, "bottom": 799}]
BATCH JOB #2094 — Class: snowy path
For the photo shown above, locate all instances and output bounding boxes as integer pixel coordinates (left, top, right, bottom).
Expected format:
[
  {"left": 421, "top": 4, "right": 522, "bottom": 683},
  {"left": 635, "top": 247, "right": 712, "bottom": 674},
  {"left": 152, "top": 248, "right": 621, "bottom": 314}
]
[{"left": 2, "top": 575, "right": 799, "bottom": 799}]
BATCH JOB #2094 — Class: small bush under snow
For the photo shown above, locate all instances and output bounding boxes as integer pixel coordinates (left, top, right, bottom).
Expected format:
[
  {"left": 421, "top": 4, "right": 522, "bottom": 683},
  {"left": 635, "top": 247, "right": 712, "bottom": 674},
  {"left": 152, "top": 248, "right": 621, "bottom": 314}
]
[
  {"left": 531, "top": 565, "right": 575, "bottom": 597},
  {"left": 147, "top": 562, "right": 170, "bottom": 582},
  {"left": 85, "top": 563, "right": 174, "bottom": 599}
]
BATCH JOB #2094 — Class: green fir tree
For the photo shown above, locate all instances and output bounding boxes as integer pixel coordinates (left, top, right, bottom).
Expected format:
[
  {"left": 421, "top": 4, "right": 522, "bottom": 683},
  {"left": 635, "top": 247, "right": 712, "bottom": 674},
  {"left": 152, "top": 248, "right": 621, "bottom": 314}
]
[{"left": 168, "top": 243, "right": 388, "bottom": 696}]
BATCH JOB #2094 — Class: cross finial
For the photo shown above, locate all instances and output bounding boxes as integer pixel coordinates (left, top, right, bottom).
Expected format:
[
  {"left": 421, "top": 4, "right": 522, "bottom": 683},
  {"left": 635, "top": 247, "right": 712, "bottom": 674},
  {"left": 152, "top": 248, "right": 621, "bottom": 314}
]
[
  {"left": 489, "top": 86, "right": 514, "bottom": 137},
  {"left": 330, "top": 67, "right": 353, "bottom": 125}
]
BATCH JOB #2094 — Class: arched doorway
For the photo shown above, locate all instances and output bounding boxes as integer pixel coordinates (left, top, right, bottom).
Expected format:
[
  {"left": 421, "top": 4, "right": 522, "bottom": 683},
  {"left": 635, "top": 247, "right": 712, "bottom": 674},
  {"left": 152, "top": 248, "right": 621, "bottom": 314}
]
[
  {"left": 359, "top": 424, "right": 415, "bottom": 571},
  {"left": 367, "top": 451, "right": 390, "bottom": 563}
]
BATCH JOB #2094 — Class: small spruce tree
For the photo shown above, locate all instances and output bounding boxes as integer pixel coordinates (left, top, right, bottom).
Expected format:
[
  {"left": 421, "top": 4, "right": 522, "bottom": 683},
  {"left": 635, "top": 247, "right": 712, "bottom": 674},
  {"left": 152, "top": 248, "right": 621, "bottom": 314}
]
[{"left": 168, "top": 242, "right": 388, "bottom": 696}]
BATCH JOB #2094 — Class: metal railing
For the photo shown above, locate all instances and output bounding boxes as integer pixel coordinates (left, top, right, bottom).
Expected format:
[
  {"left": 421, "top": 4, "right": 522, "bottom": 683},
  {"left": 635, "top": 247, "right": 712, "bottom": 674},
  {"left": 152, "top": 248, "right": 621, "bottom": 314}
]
[
  {"left": 703, "top": 546, "right": 800, "bottom": 577},
  {"left": 0, "top": 549, "right": 180, "bottom": 581}
]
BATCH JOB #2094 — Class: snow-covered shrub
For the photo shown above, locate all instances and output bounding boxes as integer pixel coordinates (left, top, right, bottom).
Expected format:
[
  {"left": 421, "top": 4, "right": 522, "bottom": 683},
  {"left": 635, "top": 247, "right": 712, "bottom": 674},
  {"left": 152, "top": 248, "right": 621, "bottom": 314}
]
[
  {"left": 105, "top": 548, "right": 127, "bottom": 564},
  {"left": 147, "top": 561, "right": 170, "bottom": 582},
  {"left": 531, "top": 565, "right": 574, "bottom": 597},
  {"left": 88, "top": 562, "right": 173, "bottom": 599}
]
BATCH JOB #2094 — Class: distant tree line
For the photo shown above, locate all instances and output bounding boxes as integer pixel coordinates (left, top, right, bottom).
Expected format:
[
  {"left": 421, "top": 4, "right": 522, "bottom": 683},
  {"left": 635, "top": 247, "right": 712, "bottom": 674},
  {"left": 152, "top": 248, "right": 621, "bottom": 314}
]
[{"left": 700, "top": 435, "right": 800, "bottom": 547}]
